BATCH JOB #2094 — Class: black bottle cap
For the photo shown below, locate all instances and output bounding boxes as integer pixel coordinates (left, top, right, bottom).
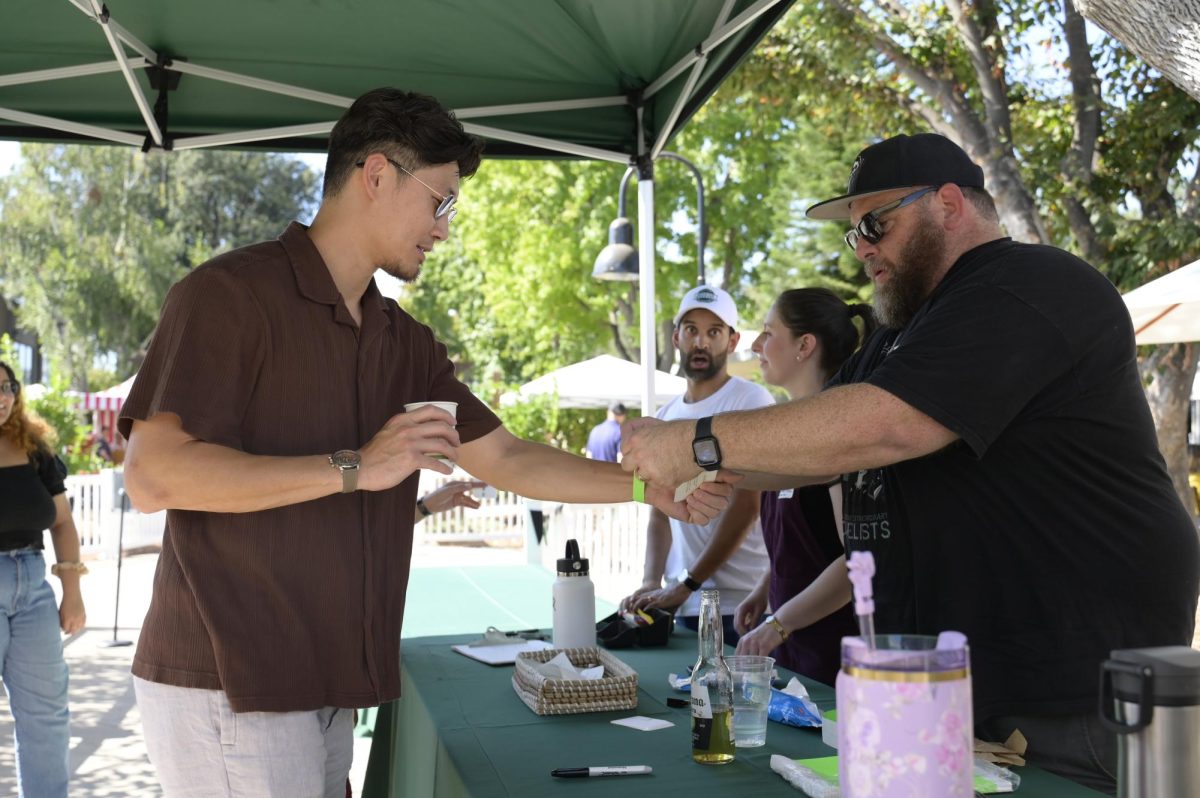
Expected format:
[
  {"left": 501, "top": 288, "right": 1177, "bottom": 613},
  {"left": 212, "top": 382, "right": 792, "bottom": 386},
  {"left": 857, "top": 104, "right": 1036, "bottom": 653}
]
[{"left": 557, "top": 538, "right": 589, "bottom": 576}]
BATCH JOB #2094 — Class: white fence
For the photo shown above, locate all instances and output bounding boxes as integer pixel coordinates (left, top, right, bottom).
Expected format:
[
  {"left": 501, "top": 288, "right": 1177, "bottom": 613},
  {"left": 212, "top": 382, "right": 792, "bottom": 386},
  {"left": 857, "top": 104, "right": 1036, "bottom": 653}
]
[
  {"left": 63, "top": 470, "right": 165, "bottom": 559},
  {"left": 64, "top": 468, "right": 650, "bottom": 602},
  {"left": 415, "top": 469, "right": 650, "bottom": 605},
  {"left": 534, "top": 501, "right": 651, "bottom": 605}
]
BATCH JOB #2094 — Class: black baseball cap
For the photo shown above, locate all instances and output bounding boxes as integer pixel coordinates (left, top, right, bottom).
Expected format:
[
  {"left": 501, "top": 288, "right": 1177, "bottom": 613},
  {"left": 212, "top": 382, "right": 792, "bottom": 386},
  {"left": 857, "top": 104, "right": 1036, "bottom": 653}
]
[{"left": 806, "top": 134, "right": 986, "bottom": 221}]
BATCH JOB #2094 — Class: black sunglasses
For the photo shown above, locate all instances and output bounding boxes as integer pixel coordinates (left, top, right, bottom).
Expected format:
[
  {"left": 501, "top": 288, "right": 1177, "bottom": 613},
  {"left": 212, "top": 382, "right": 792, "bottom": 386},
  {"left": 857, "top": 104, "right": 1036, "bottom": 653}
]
[{"left": 844, "top": 186, "right": 937, "bottom": 250}]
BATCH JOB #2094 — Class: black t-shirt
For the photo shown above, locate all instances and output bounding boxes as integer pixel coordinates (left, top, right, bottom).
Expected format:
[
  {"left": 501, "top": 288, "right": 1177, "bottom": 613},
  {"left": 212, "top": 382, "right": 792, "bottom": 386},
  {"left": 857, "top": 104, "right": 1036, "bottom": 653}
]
[
  {"left": 0, "top": 448, "right": 66, "bottom": 550},
  {"left": 829, "top": 330, "right": 916, "bottom": 635},
  {"left": 858, "top": 237, "right": 1199, "bottom": 720}
]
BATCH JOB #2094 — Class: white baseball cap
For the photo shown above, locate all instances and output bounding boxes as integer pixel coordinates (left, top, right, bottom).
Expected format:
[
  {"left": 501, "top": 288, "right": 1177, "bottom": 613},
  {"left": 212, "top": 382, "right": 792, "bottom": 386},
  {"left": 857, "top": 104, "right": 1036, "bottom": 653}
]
[{"left": 672, "top": 284, "right": 739, "bottom": 329}]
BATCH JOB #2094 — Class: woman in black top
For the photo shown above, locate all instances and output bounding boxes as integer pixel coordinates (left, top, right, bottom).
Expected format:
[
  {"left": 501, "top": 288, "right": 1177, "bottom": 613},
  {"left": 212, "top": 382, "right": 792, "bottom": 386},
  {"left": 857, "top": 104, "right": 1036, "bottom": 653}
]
[
  {"left": 0, "top": 361, "right": 86, "bottom": 797},
  {"left": 733, "top": 289, "right": 875, "bottom": 684}
]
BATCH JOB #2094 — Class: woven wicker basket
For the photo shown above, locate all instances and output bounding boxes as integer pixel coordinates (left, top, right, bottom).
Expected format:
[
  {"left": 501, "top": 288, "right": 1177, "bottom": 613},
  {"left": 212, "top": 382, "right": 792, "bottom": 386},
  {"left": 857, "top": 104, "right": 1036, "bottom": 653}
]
[{"left": 512, "top": 647, "right": 639, "bottom": 715}]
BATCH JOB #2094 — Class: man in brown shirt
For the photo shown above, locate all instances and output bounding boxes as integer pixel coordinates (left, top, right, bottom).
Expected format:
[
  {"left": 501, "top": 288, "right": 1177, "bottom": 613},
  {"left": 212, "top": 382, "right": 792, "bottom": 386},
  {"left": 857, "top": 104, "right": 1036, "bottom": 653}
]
[{"left": 120, "top": 88, "right": 730, "bottom": 798}]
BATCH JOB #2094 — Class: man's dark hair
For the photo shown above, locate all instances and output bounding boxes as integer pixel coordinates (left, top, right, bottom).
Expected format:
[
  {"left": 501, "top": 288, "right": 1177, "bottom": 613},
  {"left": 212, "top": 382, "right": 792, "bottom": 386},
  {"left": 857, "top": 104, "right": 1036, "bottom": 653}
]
[
  {"left": 962, "top": 187, "right": 1000, "bottom": 224},
  {"left": 323, "top": 88, "right": 485, "bottom": 197}
]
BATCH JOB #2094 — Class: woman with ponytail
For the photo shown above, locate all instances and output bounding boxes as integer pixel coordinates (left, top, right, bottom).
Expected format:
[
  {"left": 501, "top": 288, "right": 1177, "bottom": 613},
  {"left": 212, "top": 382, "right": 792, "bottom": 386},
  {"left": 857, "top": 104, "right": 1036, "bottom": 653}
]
[
  {"left": 733, "top": 289, "right": 875, "bottom": 683},
  {"left": 0, "top": 361, "right": 85, "bottom": 797}
]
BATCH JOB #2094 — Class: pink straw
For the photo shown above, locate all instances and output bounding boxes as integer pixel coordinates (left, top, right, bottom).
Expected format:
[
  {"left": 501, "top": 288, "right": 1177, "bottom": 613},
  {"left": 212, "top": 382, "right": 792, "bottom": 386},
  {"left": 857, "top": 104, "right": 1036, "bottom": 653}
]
[{"left": 846, "top": 551, "right": 877, "bottom": 651}]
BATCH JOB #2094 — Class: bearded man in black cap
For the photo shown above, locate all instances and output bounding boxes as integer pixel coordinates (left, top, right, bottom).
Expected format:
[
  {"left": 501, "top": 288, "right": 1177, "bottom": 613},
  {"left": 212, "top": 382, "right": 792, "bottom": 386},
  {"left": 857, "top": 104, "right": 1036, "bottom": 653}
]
[{"left": 619, "top": 133, "right": 1200, "bottom": 793}]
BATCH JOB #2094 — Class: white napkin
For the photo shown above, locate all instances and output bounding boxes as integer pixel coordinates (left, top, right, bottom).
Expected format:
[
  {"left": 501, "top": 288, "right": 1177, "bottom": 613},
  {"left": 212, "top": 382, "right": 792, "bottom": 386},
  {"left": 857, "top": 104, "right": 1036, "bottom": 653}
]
[
  {"left": 532, "top": 651, "right": 604, "bottom": 680},
  {"left": 779, "top": 677, "right": 810, "bottom": 699},
  {"left": 611, "top": 716, "right": 674, "bottom": 731}
]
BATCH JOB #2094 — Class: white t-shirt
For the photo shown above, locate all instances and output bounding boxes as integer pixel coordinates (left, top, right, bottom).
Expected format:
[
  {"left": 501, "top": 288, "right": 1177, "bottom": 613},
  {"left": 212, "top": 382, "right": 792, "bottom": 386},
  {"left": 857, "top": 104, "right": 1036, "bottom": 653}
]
[{"left": 657, "top": 376, "right": 775, "bottom": 616}]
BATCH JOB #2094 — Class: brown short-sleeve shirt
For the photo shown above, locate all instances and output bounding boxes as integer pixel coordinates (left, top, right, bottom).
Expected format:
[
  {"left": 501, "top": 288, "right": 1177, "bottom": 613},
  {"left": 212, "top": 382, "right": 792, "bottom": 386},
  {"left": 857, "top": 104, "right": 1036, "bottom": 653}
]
[{"left": 119, "top": 222, "right": 501, "bottom": 712}]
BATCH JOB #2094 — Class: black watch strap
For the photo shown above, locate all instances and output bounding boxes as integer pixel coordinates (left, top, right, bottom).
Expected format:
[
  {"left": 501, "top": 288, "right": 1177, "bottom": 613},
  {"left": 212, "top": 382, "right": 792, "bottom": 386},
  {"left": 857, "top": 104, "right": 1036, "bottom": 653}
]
[
  {"left": 682, "top": 573, "right": 702, "bottom": 592},
  {"left": 692, "top": 415, "right": 722, "bottom": 471}
]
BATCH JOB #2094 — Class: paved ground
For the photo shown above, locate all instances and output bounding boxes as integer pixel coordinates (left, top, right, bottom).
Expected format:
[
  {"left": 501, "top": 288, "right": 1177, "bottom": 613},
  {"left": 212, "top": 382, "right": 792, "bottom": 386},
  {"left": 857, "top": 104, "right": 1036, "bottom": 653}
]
[{"left": 0, "top": 542, "right": 530, "bottom": 797}]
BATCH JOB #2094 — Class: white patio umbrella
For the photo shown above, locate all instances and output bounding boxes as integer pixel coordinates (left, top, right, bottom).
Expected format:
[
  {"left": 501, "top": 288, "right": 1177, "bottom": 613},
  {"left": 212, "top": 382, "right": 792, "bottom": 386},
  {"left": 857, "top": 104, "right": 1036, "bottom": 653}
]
[
  {"left": 500, "top": 355, "right": 687, "bottom": 410},
  {"left": 1123, "top": 259, "right": 1200, "bottom": 345}
]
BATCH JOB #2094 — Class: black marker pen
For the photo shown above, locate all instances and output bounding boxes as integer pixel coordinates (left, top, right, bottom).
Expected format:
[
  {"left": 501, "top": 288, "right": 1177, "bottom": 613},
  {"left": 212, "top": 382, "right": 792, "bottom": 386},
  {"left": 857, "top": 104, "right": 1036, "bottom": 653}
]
[{"left": 550, "top": 765, "right": 653, "bottom": 778}]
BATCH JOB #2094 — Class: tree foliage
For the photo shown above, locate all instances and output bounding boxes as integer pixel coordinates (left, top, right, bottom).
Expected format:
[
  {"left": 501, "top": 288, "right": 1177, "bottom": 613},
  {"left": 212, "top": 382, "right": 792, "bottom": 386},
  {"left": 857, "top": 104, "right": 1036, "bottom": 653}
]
[
  {"left": 401, "top": 1, "right": 1199, "bottom": 505},
  {"left": 0, "top": 145, "right": 319, "bottom": 389}
]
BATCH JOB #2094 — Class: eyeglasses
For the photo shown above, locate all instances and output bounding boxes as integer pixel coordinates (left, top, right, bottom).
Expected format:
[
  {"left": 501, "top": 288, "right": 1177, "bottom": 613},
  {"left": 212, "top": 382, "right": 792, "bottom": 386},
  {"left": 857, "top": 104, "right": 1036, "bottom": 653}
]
[
  {"left": 356, "top": 157, "right": 458, "bottom": 222},
  {"left": 0, "top": 380, "right": 20, "bottom": 397},
  {"left": 844, "top": 186, "right": 937, "bottom": 250}
]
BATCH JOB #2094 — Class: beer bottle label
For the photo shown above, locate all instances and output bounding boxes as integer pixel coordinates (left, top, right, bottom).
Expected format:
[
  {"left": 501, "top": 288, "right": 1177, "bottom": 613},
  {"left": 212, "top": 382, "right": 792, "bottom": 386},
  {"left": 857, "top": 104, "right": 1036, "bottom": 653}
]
[{"left": 691, "top": 683, "right": 713, "bottom": 749}]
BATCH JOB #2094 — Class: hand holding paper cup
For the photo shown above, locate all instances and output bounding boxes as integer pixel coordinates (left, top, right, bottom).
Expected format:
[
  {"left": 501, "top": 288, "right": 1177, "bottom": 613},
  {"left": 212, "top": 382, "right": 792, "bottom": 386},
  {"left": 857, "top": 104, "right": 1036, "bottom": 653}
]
[{"left": 404, "top": 401, "right": 458, "bottom": 462}]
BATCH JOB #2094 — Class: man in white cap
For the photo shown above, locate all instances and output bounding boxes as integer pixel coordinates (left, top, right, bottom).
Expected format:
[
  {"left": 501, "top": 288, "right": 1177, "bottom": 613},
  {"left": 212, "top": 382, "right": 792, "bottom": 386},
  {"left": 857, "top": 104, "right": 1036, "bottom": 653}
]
[{"left": 619, "top": 285, "right": 773, "bottom": 643}]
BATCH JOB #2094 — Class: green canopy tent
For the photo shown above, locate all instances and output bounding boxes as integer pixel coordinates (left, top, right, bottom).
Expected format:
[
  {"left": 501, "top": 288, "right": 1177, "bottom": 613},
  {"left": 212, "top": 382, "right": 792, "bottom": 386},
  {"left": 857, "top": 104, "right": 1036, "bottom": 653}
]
[{"left": 0, "top": 0, "right": 796, "bottom": 414}]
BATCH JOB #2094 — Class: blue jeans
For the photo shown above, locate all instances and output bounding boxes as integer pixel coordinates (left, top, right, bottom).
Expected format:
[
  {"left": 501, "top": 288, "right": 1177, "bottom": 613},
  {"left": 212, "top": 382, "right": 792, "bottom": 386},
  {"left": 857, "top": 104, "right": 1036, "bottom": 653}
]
[{"left": 0, "top": 548, "right": 70, "bottom": 798}]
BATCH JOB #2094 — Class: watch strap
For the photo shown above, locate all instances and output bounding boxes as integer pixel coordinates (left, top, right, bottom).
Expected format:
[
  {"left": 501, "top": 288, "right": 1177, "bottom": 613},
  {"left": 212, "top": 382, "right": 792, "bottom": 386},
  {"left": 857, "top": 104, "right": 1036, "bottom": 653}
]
[
  {"left": 682, "top": 571, "right": 702, "bottom": 592},
  {"left": 765, "top": 614, "right": 789, "bottom": 642},
  {"left": 692, "top": 415, "right": 721, "bottom": 471},
  {"left": 340, "top": 464, "right": 359, "bottom": 493},
  {"left": 416, "top": 497, "right": 431, "bottom": 517}
]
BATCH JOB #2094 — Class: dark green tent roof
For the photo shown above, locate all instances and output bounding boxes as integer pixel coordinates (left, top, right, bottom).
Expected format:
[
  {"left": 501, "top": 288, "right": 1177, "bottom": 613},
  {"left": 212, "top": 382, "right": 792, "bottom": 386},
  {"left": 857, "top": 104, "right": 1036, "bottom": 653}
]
[{"left": 0, "top": 0, "right": 794, "bottom": 161}]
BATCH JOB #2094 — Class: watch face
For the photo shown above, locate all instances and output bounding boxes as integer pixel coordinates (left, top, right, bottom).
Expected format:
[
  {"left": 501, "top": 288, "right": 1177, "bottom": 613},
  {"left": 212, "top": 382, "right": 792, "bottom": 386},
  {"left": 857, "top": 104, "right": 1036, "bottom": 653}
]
[
  {"left": 330, "top": 449, "right": 360, "bottom": 468},
  {"left": 693, "top": 439, "right": 719, "bottom": 466}
]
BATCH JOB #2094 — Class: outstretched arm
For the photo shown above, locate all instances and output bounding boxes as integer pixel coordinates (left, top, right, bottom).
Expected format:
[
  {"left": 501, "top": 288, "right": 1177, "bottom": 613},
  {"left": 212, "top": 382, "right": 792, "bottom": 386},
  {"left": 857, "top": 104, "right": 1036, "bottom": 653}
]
[
  {"left": 622, "top": 384, "right": 957, "bottom": 489},
  {"left": 457, "top": 425, "right": 732, "bottom": 525}
]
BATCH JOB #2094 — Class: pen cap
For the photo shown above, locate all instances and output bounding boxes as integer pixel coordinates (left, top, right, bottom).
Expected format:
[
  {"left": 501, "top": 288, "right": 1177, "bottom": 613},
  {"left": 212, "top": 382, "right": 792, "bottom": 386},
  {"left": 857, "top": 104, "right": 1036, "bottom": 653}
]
[{"left": 557, "top": 538, "right": 589, "bottom": 576}]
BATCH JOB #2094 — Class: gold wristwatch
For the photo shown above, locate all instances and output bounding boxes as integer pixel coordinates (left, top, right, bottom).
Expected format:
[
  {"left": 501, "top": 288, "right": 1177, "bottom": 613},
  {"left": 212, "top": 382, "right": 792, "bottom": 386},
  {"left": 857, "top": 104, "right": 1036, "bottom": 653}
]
[
  {"left": 764, "top": 614, "right": 789, "bottom": 642},
  {"left": 329, "top": 449, "right": 361, "bottom": 493}
]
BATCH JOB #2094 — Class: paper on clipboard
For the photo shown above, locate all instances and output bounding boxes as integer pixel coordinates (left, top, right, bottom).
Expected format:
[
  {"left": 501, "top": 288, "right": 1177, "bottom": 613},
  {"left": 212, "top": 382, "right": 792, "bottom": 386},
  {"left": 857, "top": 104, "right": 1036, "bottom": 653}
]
[{"left": 451, "top": 639, "right": 553, "bottom": 666}]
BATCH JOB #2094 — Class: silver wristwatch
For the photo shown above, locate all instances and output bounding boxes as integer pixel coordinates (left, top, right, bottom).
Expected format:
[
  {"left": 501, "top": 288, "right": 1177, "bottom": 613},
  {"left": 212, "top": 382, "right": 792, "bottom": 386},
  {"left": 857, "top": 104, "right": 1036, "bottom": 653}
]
[{"left": 329, "top": 449, "right": 361, "bottom": 493}]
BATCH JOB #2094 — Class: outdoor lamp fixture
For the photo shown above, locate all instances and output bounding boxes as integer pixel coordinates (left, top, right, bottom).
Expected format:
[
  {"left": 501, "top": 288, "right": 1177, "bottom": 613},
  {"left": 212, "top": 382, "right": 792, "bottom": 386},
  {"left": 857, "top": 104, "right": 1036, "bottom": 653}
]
[
  {"left": 592, "top": 151, "right": 707, "bottom": 285},
  {"left": 592, "top": 166, "right": 640, "bottom": 281}
]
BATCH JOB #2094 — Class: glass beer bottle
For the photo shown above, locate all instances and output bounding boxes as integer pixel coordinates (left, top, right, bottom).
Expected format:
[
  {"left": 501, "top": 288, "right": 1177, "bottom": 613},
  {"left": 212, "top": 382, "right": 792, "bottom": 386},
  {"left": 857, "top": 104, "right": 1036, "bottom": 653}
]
[{"left": 691, "top": 589, "right": 735, "bottom": 764}]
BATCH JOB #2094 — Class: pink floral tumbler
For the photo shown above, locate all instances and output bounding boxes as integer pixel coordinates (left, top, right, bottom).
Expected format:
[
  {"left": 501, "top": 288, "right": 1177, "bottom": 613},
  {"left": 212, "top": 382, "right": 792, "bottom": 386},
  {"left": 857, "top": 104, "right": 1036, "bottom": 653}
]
[{"left": 836, "top": 633, "right": 973, "bottom": 797}]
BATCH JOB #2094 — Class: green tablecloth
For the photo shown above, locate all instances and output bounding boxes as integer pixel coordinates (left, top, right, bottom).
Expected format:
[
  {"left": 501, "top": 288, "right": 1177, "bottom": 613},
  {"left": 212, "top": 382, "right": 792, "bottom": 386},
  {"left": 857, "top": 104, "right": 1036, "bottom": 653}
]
[{"left": 362, "top": 631, "right": 1104, "bottom": 797}]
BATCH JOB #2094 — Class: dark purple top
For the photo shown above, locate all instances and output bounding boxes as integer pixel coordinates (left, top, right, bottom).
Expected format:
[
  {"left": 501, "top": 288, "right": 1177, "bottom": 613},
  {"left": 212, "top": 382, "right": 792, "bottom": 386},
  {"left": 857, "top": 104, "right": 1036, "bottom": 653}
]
[{"left": 760, "top": 486, "right": 856, "bottom": 685}]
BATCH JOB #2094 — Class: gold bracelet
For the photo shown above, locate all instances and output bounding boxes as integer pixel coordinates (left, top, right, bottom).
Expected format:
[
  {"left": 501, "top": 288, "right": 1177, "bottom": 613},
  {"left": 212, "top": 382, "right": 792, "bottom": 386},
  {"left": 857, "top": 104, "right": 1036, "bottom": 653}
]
[
  {"left": 765, "top": 614, "right": 788, "bottom": 642},
  {"left": 50, "top": 562, "right": 90, "bottom": 576}
]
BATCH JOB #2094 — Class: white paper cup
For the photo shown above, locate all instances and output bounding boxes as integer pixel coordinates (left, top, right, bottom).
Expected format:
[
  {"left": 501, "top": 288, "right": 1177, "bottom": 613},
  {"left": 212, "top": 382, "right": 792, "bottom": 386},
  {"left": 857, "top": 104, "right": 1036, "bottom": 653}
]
[
  {"left": 404, "top": 401, "right": 458, "bottom": 461},
  {"left": 403, "top": 401, "right": 458, "bottom": 419}
]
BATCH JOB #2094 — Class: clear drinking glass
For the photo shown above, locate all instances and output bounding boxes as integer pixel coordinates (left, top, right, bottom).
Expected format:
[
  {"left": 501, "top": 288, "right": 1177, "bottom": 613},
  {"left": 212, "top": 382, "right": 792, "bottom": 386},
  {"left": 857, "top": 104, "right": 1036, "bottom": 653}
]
[{"left": 725, "top": 654, "right": 775, "bottom": 747}]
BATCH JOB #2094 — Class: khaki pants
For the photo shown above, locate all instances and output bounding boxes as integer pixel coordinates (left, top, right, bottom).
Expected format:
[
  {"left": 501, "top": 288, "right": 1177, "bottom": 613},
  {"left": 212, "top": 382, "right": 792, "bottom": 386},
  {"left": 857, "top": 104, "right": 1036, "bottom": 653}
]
[{"left": 134, "top": 676, "right": 353, "bottom": 798}]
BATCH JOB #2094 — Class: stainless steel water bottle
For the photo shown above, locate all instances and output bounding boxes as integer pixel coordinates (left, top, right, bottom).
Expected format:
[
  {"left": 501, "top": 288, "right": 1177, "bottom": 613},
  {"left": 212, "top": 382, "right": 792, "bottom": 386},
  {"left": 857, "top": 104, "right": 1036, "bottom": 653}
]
[{"left": 1100, "top": 645, "right": 1200, "bottom": 798}]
